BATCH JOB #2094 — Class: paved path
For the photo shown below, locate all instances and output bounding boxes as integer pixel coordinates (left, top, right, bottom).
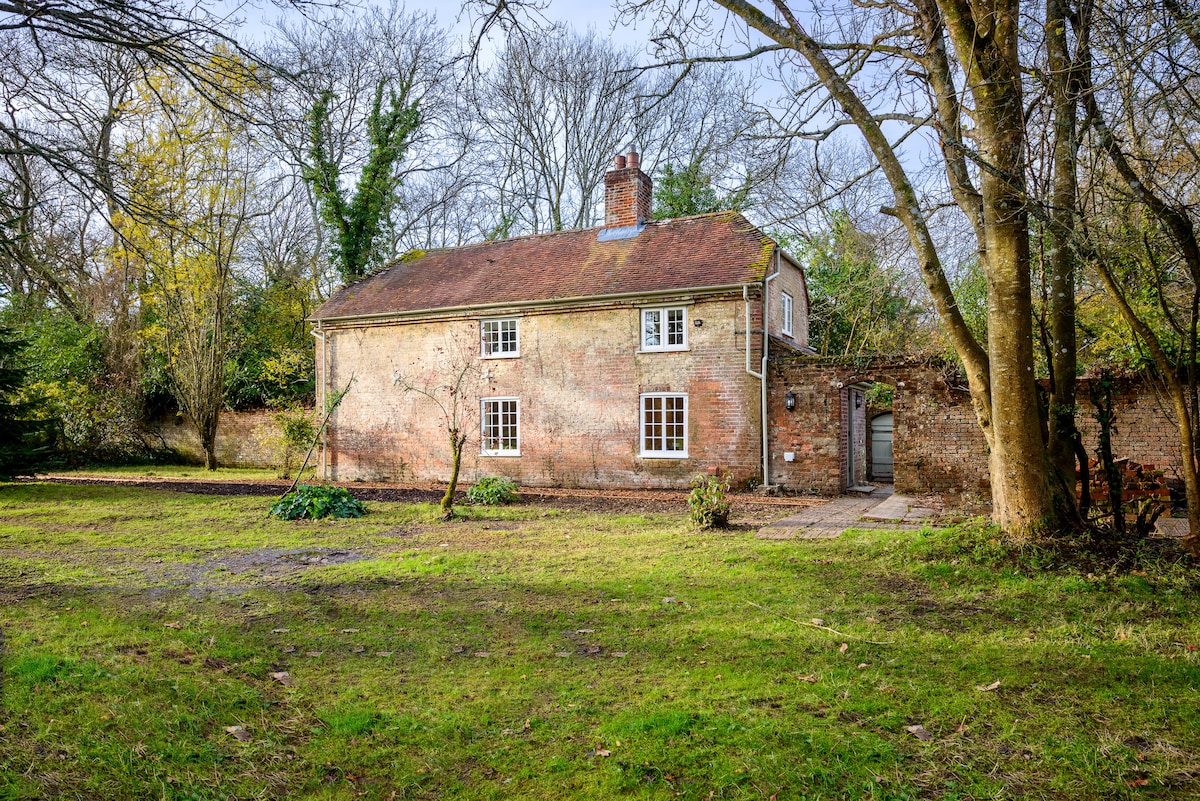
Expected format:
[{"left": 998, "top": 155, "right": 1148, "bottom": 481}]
[{"left": 756, "top": 486, "right": 935, "bottom": 540}]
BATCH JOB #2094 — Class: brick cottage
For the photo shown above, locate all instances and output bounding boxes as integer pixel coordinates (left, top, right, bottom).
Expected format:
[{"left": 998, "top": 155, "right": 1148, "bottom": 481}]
[
  {"left": 306, "top": 151, "right": 1184, "bottom": 497},
  {"left": 310, "top": 151, "right": 810, "bottom": 489}
]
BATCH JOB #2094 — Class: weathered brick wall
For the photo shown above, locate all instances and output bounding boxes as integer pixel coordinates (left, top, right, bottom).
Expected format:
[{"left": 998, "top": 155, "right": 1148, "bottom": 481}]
[
  {"left": 768, "top": 360, "right": 991, "bottom": 495},
  {"left": 893, "top": 378, "right": 989, "bottom": 495},
  {"left": 1070, "top": 378, "right": 1184, "bottom": 474},
  {"left": 766, "top": 370, "right": 843, "bottom": 493},
  {"left": 146, "top": 409, "right": 298, "bottom": 469},
  {"left": 318, "top": 292, "right": 765, "bottom": 488},
  {"left": 848, "top": 386, "right": 868, "bottom": 486},
  {"left": 768, "top": 358, "right": 1185, "bottom": 497}
]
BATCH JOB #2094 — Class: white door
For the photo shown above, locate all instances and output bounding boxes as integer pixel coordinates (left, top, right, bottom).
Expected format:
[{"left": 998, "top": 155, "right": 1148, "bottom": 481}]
[{"left": 871, "top": 413, "right": 894, "bottom": 480}]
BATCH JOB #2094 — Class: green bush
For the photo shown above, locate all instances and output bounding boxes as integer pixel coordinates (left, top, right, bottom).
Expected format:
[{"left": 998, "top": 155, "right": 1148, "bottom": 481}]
[
  {"left": 467, "top": 476, "right": 519, "bottom": 506},
  {"left": 688, "top": 474, "right": 732, "bottom": 529},
  {"left": 274, "top": 408, "right": 316, "bottom": 479},
  {"left": 270, "top": 484, "right": 365, "bottom": 520}
]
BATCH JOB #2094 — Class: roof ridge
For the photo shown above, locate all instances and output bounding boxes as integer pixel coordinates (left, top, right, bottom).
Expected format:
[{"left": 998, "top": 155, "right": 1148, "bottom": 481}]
[{"left": 392, "top": 211, "right": 752, "bottom": 263}]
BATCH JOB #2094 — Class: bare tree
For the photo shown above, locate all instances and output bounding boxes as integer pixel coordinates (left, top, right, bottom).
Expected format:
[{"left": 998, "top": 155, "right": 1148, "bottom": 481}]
[
  {"left": 473, "top": 26, "right": 638, "bottom": 234},
  {"left": 393, "top": 338, "right": 482, "bottom": 521},
  {"left": 259, "top": 3, "right": 468, "bottom": 269}
]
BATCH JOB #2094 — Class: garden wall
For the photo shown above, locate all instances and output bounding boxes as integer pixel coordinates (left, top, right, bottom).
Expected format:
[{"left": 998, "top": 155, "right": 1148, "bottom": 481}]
[
  {"left": 768, "top": 357, "right": 1184, "bottom": 498},
  {"left": 144, "top": 409, "right": 295, "bottom": 469},
  {"left": 769, "top": 359, "right": 990, "bottom": 496}
]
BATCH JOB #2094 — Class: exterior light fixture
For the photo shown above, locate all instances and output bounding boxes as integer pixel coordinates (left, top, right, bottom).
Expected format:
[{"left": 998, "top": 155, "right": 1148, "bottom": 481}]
[
  {"left": 785, "top": 391, "right": 797, "bottom": 412},
  {"left": 693, "top": 319, "right": 703, "bottom": 327},
  {"left": 855, "top": 394, "right": 863, "bottom": 409}
]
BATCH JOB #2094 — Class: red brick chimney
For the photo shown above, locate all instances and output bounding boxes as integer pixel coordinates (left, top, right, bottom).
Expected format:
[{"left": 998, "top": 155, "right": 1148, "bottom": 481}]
[{"left": 604, "top": 149, "right": 652, "bottom": 228}]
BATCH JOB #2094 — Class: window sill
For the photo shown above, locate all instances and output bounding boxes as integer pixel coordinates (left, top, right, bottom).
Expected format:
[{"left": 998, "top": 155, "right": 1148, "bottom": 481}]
[
  {"left": 481, "top": 352, "right": 520, "bottom": 360},
  {"left": 480, "top": 451, "right": 521, "bottom": 458},
  {"left": 638, "top": 452, "right": 690, "bottom": 459},
  {"left": 637, "top": 347, "right": 690, "bottom": 354}
]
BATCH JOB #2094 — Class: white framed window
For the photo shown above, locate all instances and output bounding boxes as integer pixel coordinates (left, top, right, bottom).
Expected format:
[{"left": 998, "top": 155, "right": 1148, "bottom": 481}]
[
  {"left": 641, "top": 307, "right": 687, "bottom": 352},
  {"left": 481, "top": 317, "right": 519, "bottom": 358},
  {"left": 640, "top": 393, "right": 688, "bottom": 458},
  {"left": 481, "top": 397, "right": 520, "bottom": 456},
  {"left": 781, "top": 292, "right": 794, "bottom": 337}
]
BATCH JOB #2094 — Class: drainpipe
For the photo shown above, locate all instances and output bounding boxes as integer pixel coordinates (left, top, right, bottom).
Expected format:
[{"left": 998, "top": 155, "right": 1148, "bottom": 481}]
[{"left": 760, "top": 251, "right": 780, "bottom": 488}]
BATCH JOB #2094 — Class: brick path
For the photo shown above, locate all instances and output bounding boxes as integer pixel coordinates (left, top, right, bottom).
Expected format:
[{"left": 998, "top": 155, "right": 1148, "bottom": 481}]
[{"left": 756, "top": 486, "right": 934, "bottom": 540}]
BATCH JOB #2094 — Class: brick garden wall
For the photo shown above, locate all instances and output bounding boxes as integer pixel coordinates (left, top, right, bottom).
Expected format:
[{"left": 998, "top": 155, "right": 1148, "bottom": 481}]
[
  {"left": 766, "top": 362, "right": 945, "bottom": 495},
  {"left": 1074, "top": 378, "right": 1184, "bottom": 473},
  {"left": 317, "top": 292, "right": 766, "bottom": 488},
  {"left": 768, "top": 357, "right": 1186, "bottom": 497},
  {"left": 145, "top": 409, "right": 295, "bottom": 470}
]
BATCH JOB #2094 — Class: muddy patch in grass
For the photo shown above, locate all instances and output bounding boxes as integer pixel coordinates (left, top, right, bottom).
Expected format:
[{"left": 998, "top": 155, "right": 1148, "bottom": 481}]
[{"left": 141, "top": 548, "right": 374, "bottom": 597}]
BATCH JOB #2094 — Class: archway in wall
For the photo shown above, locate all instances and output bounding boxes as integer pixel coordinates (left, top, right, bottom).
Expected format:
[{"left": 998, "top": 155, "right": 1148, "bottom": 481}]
[
  {"left": 845, "top": 383, "right": 872, "bottom": 489},
  {"left": 867, "top": 381, "right": 896, "bottom": 483},
  {"left": 840, "top": 377, "right": 899, "bottom": 491},
  {"left": 871, "top": 412, "right": 894, "bottom": 481}
]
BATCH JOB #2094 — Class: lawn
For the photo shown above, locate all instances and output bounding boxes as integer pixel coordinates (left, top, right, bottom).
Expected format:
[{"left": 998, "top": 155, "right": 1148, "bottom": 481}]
[
  {"left": 41, "top": 464, "right": 295, "bottom": 482},
  {"left": 2, "top": 482, "right": 1199, "bottom": 800}
]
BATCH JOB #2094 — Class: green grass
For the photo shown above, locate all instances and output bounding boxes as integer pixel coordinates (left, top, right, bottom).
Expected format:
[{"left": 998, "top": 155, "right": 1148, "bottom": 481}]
[
  {"left": 2, "top": 482, "right": 1199, "bottom": 799},
  {"left": 44, "top": 464, "right": 293, "bottom": 481}
]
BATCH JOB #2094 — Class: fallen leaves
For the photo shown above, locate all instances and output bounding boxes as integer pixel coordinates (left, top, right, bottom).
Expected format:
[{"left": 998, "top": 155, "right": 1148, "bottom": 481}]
[
  {"left": 797, "top": 674, "right": 818, "bottom": 683},
  {"left": 906, "top": 724, "right": 933, "bottom": 742},
  {"left": 838, "top": 642, "right": 848, "bottom": 655},
  {"left": 163, "top": 621, "right": 182, "bottom": 630},
  {"left": 271, "top": 671, "right": 294, "bottom": 687},
  {"left": 224, "top": 725, "right": 252, "bottom": 742},
  {"left": 976, "top": 680, "right": 1001, "bottom": 692}
]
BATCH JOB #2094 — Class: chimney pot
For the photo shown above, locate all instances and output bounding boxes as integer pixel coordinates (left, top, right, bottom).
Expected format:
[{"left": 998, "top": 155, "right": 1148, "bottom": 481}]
[{"left": 604, "top": 150, "right": 653, "bottom": 228}]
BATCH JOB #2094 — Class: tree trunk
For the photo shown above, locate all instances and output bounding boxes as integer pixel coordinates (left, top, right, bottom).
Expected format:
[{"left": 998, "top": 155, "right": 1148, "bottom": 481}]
[
  {"left": 1090, "top": 255, "right": 1200, "bottom": 553},
  {"left": 199, "top": 418, "right": 218, "bottom": 471},
  {"left": 1045, "top": 0, "right": 1081, "bottom": 494},
  {"left": 942, "top": 0, "right": 1057, "bottom": 534},
  {"left": 441, "top": 428, "right": 465, "bottom": 520}
]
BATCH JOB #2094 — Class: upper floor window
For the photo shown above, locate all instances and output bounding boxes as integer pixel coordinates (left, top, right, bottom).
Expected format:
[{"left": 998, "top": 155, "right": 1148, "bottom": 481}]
[
  {"left": 481, "top": 317, "right": 519, "bottom": 358},
  {"left": 781, "top": 292, "right": 794, "bottom": 337},
  {"left": 641, "top": 307, "right": 687, "bottom": 351}
]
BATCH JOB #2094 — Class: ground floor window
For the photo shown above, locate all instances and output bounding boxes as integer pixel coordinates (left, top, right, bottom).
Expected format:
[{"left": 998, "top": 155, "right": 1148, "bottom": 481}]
[
  {"left": 481, "top": 397, "right": 520, "bottom": 456},
  {"left": 640, "top": 393, "right": 688, "bottom": 457}
]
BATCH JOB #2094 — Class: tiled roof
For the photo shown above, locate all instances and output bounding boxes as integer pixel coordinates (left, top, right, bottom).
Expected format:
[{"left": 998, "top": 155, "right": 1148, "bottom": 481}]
[{"left": 312, "top": 212, "right": 775, "bottom": 321}]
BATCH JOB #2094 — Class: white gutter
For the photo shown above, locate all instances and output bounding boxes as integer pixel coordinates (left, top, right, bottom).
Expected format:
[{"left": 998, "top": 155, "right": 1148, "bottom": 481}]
[
  {"left": 761, "top": 250, "right": 780, "bottom": 489},
  {"left": 310, "top": 282, "right": 754, "bottom": 326}
]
